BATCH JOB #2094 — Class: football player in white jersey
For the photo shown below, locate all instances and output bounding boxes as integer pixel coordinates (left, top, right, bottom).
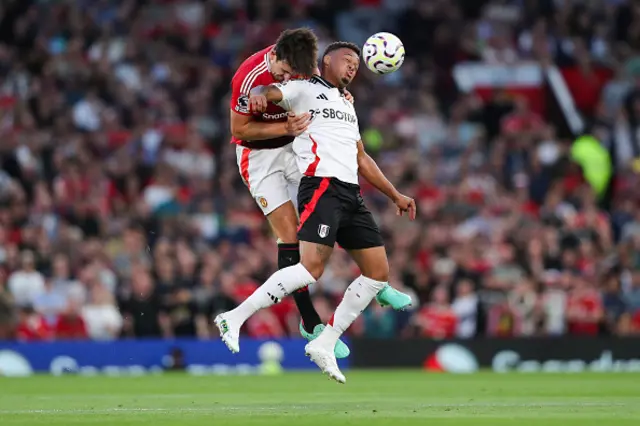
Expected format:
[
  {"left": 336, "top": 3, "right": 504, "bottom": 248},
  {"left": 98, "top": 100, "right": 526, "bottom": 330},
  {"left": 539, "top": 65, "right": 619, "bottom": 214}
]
[{"left": 215, "top": 42, "right": 416, "bottom": 383}]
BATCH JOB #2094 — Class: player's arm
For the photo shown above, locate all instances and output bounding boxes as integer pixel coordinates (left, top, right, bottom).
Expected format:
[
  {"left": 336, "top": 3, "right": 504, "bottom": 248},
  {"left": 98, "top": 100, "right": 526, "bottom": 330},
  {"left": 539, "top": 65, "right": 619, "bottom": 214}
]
[
  {"left": 230, "top": 77, "right": 307, "bottom": 140},
  {"left": 357, "top": 140, "right": 416, "bottom": 220},
  {"left": 248, "top": 85, "right": 286, "bottom": 111},
  {"left": 251, "top": 80, "right": 308, "bottom": 112},
  {"left": 230, "top": 110, "right": 291, "bottom": 141}
]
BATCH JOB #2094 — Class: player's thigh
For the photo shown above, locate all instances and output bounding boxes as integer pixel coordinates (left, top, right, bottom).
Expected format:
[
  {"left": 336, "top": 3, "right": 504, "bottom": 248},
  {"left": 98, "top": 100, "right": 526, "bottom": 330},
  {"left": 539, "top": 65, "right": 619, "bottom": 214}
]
[
  {"left": 297, "top": 177, "right": 341, "bottom": 278},
  {"left": 237, "top": 145, "right": 294, "bottom": 214},
  {"left": 283, "top": 144, "right": 302, "bottom": 211}
]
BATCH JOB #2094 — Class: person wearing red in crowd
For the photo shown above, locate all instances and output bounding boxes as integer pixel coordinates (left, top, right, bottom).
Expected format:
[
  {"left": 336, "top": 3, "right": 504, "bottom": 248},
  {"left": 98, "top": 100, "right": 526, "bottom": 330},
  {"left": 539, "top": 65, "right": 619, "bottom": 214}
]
[
  {"left": 54, "top": 300, "right": 89, "bottom": 340},
  {"left": 416, "top": 285, "right": 457, "bottom": 339},
  {"left": 566, "top": 276, "right": 604, "bottom": 335},
  {"left": 16, "top": 306, "right": 53, "bottom": 341}
]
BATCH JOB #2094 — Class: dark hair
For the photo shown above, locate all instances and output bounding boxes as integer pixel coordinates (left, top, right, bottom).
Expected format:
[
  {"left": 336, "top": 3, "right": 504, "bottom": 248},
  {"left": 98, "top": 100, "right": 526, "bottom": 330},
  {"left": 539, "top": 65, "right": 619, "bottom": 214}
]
[
  {"left": 322, "top": 42, "right": 361, "bottom": 60},
  {"left": 274, "top": 28, "right": 319, "bottom": 76}
]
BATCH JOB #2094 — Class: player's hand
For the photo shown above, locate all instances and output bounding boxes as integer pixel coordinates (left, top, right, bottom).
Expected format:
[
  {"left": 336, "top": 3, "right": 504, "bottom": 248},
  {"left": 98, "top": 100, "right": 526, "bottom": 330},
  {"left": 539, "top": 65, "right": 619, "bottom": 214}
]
[
  {"left": 248, "top": 93, "right": 268, "bottom": 113},
  {"left": 393, "top": 193, "right": 417, "bottom": 220},
  {"left": 285, "top": 112, "right": 311, "bottom": 136},
  {"left": 344, "top": 89, "right": 355, "bottom": 104}
]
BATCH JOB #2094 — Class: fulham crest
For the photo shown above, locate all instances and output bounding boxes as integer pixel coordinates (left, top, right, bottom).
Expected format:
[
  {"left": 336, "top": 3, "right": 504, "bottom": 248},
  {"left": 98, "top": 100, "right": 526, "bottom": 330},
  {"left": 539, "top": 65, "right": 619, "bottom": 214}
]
[{"left": 318, "top": 224, "right": 330, "bottom": 238}]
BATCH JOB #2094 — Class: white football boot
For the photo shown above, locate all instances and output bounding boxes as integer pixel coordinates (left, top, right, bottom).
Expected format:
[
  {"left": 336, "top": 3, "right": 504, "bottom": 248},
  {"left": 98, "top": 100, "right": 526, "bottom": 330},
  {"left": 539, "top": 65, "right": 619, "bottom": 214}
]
[
  {"left": 305, "top": 340, "right": 346, "bottom": 384},
  {"left": 214, "top": 314, "right": 240, "bottom": 354}
]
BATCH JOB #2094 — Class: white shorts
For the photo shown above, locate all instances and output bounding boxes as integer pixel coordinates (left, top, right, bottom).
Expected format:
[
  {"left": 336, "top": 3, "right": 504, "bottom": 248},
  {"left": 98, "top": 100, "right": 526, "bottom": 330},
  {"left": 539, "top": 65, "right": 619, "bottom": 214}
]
[{"left": 236, "top": 144, "right": 302, "bottom": 215}]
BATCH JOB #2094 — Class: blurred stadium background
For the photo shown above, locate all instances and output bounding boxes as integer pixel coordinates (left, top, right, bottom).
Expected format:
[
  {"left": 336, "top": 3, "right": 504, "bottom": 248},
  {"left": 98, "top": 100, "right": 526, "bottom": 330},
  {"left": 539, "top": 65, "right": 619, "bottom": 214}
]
[
  {"left": 1, "top": 0, "right": 640, "bottom": 380},
  {"left": 3, "top": 1, "right": 640, "bottom": 425}
]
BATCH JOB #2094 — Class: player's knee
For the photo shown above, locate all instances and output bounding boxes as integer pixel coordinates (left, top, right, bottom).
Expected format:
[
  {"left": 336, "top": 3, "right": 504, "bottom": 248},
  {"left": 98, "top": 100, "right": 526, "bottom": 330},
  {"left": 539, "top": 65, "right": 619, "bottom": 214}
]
[
  {"left": 300, "top": 257, "right": 325, "bottom": 280},
  {"left": 267, "top": 203, "right": 299, "bottom": 244}
]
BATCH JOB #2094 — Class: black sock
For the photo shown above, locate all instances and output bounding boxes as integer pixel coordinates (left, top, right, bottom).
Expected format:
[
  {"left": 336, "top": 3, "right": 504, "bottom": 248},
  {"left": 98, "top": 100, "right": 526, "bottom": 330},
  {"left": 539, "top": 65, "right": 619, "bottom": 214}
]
[{"left": 278, "top": 242, "right": 322, "bottom": 333}]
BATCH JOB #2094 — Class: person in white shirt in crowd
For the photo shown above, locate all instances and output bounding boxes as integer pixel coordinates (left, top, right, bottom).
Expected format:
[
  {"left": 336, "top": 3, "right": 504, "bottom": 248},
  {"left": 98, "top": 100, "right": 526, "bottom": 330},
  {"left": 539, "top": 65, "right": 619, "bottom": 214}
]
[
  {"left": 451, "top": 279, "right": 479, "bottom": 339},
  {"left": 8, "top": 250, "right": 45, "bottom": 308},
  {"left": 82, "top": 285, "right": 124, "bottom": 341}
]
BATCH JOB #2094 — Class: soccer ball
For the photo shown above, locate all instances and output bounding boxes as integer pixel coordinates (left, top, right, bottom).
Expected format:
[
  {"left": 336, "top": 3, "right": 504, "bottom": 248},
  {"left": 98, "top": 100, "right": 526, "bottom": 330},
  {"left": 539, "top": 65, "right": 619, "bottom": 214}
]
[{"left": 362, "top": 32, "right": 405, "bottom": 75}]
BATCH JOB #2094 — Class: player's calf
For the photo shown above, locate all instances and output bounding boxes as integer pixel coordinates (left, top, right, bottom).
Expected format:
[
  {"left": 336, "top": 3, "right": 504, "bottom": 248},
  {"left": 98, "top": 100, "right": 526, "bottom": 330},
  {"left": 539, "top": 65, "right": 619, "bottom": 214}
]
[
  {"left": 279, "top": 242, "right": 322, "bottom": 333},
  {"left": 349, "top": 246, "right": 412, "bottom": 310},
  {"left": 306, "top": 274, "right": 386, "bottom": 382}
]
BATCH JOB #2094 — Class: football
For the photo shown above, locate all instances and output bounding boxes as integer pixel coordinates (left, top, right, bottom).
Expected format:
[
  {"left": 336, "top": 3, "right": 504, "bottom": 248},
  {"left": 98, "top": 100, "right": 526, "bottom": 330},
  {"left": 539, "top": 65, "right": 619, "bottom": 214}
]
[{"left": 362, "top": 32, "right": 405, "bottom": 75}]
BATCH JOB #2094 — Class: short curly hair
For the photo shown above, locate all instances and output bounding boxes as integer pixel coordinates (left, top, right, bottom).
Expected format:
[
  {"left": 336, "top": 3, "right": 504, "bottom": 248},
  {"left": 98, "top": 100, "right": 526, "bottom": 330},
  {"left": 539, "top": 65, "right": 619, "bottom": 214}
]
[
  {"left": 323, "top": 41, "right": 361, "bottom": 59},
  {"left": 274, "top": 28, "right": 319, "bottom": 76},
  {"left": 321, "top": 42, "right": 361, "bottom": 71}
]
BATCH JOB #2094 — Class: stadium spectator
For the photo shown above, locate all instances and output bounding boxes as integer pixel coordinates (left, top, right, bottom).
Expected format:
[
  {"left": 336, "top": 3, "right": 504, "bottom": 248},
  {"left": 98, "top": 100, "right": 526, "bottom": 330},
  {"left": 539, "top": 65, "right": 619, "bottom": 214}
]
[
  {"left": 415, "top": 286, "right": 457, "bottom": 339},
  {"left": 15, "top": 306, "right": 53, "bottom": 342},
  {"left": 54, "top": 299, "right": 89, "bottom": 340},
  {"left": 82, "top": 285, "right": 123, "bottom": 341},
  {"left": 451, "top": 279, "right": 479, "bottom": 338},
  {"left": 8, "top": 251, "right": 45, "bottom": 308}
]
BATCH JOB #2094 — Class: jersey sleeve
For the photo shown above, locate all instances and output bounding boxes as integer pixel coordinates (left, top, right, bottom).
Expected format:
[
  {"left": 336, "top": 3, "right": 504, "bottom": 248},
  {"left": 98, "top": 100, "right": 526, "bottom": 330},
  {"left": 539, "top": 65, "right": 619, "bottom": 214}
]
[
  {"left": 273, "top": 80, "right": 308, "bottom": 111},
  {"left": 230, "top": 75, "right": 252, "bottom": 116}
]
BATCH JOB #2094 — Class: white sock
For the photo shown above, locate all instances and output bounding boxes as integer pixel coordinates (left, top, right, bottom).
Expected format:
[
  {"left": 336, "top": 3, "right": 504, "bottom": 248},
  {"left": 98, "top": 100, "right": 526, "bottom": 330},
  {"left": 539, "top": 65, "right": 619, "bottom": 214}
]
[
  {"left": 225, "top": 263, "right": 316, "bottom": 325},
  {"left": 318, "top": 275, "right": 386, "bottom": 345}
]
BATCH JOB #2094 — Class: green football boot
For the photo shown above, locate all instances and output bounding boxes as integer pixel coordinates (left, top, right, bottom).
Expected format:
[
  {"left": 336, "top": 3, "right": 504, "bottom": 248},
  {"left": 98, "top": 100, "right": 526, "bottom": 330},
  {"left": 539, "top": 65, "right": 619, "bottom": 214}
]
[
  {"left": 299, "top": 322, "right": 350, "bottom": 359},
  {"left": 376, "top": 283, "right": 412, "bottom": 310}
]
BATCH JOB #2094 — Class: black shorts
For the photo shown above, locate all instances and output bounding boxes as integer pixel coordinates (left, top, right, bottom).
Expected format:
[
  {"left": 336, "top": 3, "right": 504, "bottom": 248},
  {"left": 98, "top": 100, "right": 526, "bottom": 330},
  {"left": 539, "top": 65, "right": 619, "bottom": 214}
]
[{"left": 297, "top": 176, "right": 384, "bottom": 250}]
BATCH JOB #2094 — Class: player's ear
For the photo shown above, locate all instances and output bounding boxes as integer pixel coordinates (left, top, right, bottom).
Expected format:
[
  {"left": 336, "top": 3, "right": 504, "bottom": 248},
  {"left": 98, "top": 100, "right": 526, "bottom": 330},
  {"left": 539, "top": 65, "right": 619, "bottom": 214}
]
[{"left": 323, "top": 55, "right": 331, "bottom": 70}]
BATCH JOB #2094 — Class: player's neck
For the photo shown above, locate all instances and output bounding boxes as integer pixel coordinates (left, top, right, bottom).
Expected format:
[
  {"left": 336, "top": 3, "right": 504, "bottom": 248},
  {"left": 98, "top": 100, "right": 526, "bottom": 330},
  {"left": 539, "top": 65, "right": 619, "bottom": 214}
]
[{"left": 318, "top": 73, "right": 344, "bottom": 91}]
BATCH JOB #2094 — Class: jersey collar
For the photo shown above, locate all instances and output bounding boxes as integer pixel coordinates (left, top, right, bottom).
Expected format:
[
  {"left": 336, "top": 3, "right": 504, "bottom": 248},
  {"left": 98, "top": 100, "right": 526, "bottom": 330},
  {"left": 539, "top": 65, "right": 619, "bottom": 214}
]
[{"left": 311, "top": 75, "right": 345, "bottom": 94}]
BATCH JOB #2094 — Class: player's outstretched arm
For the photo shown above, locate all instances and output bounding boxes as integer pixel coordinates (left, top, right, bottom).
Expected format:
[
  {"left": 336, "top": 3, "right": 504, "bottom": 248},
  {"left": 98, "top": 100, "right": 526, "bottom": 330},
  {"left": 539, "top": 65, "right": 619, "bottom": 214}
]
[
  {"left": 230, "top": 110, "right": 291, "bottom": 141},
  {"left": 357, "top": 140, "right": 416, "bottom": 220},
  {"left": 230, "top": 82, "right": 310, "bottom": 141}
]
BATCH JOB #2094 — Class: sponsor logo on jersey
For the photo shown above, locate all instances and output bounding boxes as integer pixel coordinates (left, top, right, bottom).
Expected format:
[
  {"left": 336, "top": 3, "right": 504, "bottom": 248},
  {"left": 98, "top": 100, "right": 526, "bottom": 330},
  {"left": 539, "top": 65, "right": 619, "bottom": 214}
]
[
  {"left": 318, "top": 224, "right": 330, "bottom": 238},
  {"left": 262, "top": 112, "right": 288, "bottom": 120},
  {"left": 321, "top": 108, "right": 357, "bottom": 124},
  {"left": 316, "top": 93, "right": 328, "bottom": 100}
]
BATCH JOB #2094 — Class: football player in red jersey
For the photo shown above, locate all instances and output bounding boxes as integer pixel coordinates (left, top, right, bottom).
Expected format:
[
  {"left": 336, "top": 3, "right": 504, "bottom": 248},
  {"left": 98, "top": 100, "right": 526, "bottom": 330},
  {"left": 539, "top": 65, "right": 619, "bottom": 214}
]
[{"left": 229, "top": 29, "right": 350, "bottom": 357}]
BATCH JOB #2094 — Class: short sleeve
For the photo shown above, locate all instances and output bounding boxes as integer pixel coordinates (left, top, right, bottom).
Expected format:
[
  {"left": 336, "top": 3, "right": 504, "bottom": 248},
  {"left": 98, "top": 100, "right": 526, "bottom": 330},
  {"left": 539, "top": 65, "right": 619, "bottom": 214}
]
[
  {"left": 273, "top": 80, "right": 307, "bottom": 111},
  {"left": 230, "top": 76, "right": 252, "bottom": 116}
]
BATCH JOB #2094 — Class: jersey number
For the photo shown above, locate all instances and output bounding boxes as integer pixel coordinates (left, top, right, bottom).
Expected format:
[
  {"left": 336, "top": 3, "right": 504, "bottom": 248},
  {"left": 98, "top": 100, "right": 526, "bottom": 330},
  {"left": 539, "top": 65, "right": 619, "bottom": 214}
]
[{"left": 309, "top": 108, "right": 320, "bottom": 120}]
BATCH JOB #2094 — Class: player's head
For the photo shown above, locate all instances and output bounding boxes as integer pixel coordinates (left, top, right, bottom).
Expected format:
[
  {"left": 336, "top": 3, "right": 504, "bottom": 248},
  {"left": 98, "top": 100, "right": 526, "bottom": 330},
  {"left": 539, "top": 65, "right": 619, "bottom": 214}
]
[
  {"left": 270, "top": 28, "right": 318, "bottom": 81},
  {"left": 321, "top": 42, "right": 360, "bottom": 88}
]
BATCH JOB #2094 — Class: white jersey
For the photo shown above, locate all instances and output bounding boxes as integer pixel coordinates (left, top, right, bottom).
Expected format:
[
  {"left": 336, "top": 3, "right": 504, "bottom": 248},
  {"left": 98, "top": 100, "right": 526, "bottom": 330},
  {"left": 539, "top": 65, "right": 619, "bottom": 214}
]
[{"left": 275, "top": 76, "right": 361, "bottom": 185}]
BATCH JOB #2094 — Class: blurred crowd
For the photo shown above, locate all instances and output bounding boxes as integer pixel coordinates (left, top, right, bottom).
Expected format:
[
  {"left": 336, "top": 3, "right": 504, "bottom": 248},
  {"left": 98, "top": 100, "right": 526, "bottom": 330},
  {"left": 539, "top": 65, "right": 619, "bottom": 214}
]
[{"left": 1, "top": 0, "right": 640, "bottom": 342}]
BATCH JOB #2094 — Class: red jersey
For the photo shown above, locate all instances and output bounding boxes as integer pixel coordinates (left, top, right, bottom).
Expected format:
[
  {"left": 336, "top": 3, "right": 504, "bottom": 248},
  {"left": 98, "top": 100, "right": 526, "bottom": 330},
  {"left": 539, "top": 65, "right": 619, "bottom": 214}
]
[
  {"left": 419, "top": 306, "right": 457, "bottom": 339},
  {"left": 55, "top": 314, "right": 89, "bottom": 340},
  {"left": 16, "top": 315, "right": 53, "bottom": 341},
  {"left": 230, "top": 45, "right": 293, "bottom": 149},
  {"left": 566, "top": 290, "right": 602, "bottom": 336}
]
